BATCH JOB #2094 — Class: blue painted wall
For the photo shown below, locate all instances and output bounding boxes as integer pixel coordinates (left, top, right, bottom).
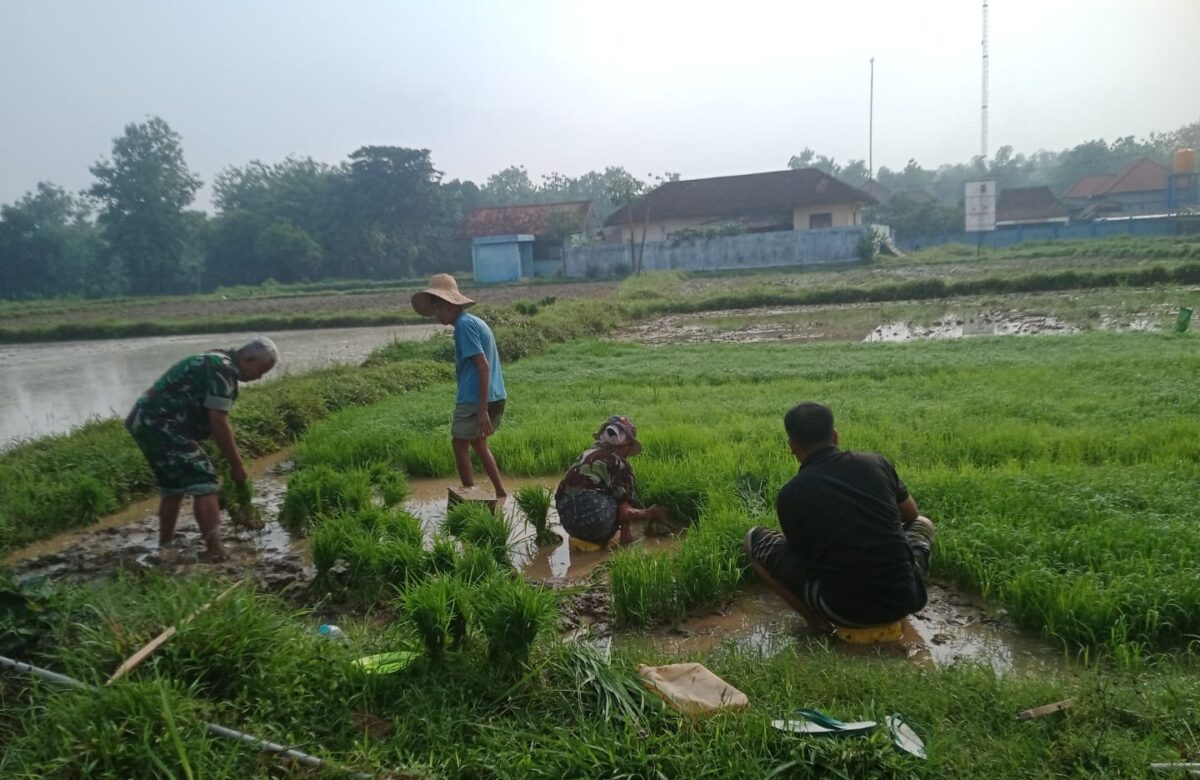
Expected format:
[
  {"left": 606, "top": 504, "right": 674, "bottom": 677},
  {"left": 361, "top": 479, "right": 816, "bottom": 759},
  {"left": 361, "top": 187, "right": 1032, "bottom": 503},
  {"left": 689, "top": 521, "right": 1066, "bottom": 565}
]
[{"left": 896, "top": 217, "right": 1199, "bottom": 253}]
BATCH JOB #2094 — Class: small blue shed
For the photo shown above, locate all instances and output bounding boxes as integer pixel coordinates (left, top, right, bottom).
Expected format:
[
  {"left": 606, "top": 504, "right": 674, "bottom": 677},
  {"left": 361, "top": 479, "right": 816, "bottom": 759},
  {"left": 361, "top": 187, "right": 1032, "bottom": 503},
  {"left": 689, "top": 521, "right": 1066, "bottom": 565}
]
[
  {"left": 461, "top": 201, "right": 592, "bottom": 284},
  {"left": 471, "top": 234, "right": 534, "bottom": 284}
]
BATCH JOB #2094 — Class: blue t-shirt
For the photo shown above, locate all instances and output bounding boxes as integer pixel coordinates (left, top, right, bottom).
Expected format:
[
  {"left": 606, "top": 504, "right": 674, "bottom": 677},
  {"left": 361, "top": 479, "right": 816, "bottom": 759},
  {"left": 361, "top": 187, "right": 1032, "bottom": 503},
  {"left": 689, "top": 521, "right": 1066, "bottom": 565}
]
[{"left": 454, "top": 311, "right": 506, "bottom": 405}]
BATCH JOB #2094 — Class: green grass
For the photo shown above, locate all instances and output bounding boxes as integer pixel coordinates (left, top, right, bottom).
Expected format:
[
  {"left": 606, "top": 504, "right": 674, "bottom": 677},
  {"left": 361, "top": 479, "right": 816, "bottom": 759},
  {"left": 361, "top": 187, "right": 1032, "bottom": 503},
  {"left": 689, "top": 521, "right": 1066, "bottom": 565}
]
[
  {"left": 296, "top": 330, "right": 1200, "bottom": 656},
  {"left": 3, "top": 574, "right": 1199, "bottom": 778}
]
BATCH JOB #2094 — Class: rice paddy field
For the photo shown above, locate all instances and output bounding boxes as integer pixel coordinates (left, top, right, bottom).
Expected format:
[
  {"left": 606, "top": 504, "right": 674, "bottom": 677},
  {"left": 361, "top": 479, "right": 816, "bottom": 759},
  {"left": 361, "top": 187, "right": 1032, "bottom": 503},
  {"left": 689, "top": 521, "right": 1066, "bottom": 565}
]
[{"left": 5, "top": 240, "right": 1200, "bottom": 777}]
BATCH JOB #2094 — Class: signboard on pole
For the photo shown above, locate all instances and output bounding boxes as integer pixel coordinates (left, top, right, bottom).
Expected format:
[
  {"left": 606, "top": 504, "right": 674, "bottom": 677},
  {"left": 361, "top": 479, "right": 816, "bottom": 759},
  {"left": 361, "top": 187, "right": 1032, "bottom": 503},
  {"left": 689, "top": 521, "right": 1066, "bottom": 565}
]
[{"left": 965, "top": 181, "right": 997, "bottom": 232}]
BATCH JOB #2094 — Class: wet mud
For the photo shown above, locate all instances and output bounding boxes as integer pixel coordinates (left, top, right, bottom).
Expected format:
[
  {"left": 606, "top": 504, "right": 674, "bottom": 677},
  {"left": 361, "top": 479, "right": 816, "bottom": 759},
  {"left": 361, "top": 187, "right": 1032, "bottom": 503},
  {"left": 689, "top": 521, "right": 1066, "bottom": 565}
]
[
  {"left": 618, "top": 303, "right": 1169, "bottom": 346},
  {"left": 8, "top": 462, "right": 1059, "bottom": 673},
  {"left": 607, "top": 581, "right": 1063, "bottom": 675}
]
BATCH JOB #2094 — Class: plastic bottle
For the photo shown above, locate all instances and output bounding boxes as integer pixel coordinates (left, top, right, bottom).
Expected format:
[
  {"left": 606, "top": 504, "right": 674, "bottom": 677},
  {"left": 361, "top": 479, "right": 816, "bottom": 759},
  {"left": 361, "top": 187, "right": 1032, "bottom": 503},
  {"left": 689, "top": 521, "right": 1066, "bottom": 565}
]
[{"left": 317, "top": 624, "right": 349, "bottom": 644}]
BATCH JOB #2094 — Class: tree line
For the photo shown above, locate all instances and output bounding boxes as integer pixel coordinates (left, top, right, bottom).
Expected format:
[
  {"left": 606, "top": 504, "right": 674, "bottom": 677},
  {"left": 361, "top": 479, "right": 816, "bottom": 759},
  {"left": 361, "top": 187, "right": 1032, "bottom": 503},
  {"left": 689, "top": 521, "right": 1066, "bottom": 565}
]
[{"left": 2, "top": 116, "right": 1197, "bottom": 299}]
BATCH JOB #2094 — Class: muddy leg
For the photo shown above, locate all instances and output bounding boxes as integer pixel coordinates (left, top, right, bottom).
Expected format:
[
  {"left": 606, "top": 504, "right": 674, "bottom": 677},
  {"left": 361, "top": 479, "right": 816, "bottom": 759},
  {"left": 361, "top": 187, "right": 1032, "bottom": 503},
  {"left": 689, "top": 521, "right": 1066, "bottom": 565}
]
[
  {"left": 453, "top": 438, "right": 474, "bottom": 488},
  {"left": 743, "top": 530, "right": 833, "bottom": 633},
  {"left": 158, "top": 494, "right": 184, "bottom": 548},
  {"left": 193, "top": 494, "right": 226, "bottom": 560},
  {"left": 470, "top": 437, "right": 506, "bottom": 497}
]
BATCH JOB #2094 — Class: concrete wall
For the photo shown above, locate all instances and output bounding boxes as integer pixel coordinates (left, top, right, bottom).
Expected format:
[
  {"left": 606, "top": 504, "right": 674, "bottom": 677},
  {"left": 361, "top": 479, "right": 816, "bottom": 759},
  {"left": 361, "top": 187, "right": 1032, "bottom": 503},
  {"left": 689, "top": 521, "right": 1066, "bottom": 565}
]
[
  {"left": 895, "top": 216, "right": 1194, "bottom": 253},
  {"left": 792, "top": 204, "right": 862, "bottom": 229},
  {"left": 565, "top": 226, "right": 868, "bottom": 278}
]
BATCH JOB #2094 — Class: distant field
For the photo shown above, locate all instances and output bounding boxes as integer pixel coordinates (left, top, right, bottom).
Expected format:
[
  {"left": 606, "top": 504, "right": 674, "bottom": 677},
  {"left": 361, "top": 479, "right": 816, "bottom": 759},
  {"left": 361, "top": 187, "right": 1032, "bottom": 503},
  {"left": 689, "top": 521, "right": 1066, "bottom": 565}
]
[{"left": 0, "top": 278, "right": 618, "bottom": 343}]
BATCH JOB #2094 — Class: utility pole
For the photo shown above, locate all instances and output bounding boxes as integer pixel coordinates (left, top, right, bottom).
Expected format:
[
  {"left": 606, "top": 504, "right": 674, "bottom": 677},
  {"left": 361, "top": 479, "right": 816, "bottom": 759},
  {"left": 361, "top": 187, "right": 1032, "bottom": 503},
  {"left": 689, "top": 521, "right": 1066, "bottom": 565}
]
[
  {"left": 981, "top": 0, "right": 989, "bottom": 160},
  {"left": 869, "top": 57, "right": 875, "bottom": 179}
]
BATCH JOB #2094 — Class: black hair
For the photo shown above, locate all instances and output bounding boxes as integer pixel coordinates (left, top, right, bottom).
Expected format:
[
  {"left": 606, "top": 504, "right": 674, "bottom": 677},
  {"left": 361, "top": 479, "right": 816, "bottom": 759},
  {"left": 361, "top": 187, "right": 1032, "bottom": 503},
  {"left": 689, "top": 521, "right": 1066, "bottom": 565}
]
[{"left": 783, "top": 402, "right": 835, "bottom": 447}]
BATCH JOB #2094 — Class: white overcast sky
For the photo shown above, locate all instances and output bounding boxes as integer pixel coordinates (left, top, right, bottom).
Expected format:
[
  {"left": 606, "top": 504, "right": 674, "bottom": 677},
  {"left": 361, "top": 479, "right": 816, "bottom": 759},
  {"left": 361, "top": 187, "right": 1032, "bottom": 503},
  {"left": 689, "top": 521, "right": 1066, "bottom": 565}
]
[{"left": 2, "top": 0, "right": 1198, "bottom": 209}]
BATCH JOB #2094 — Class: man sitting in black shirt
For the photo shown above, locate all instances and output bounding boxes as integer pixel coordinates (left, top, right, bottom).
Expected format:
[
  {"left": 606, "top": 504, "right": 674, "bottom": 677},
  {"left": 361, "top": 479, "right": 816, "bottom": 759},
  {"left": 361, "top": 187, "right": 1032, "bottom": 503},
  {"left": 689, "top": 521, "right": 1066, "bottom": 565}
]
[{"left": 744, "top": 402, "right": 935, "bottom": 633}]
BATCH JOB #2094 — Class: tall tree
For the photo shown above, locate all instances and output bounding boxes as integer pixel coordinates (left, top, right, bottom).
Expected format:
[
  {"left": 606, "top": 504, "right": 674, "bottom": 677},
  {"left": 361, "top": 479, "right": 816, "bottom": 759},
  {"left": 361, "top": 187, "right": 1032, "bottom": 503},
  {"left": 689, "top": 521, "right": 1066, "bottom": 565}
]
[
  {"left": 0, "top": 183, "right": 104, "bottom": 298},
  {"left": 88, "top": 117, "right": 203, "bottom": 295},
  {"left": 342, "top": 146, "right": 453, "bottom": 278}
]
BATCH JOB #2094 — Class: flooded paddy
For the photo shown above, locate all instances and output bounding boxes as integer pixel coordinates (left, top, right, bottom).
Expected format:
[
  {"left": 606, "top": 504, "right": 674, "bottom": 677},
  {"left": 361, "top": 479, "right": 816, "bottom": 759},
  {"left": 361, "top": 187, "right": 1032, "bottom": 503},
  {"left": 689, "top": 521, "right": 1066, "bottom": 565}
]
[
  {"left": 0, "top": 323, "right": 443, "bottom": 447},
  {"left": 617, "top": 294, "right": 1182, "bottom": 346},
  {"left": 7, "top": 456, "right": 1061, "bottom": 675}
]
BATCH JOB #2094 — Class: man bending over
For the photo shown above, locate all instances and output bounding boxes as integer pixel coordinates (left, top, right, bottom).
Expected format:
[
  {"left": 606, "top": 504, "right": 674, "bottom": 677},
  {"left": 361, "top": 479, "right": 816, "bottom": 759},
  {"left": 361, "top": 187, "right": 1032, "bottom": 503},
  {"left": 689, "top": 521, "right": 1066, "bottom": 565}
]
[
  {"left": 125, "top": 337, "right": 278, "bottom": 561},
  {"left": 744, "top": 402, "right": 934, "bottom": 632}
]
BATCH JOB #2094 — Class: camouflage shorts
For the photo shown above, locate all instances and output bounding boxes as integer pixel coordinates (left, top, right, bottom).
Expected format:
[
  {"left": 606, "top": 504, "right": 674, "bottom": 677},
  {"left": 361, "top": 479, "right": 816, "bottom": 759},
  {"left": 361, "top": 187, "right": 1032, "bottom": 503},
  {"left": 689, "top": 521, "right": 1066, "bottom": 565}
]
[{"left": 126, "top": 414, "right": 219, "bottom": 497}]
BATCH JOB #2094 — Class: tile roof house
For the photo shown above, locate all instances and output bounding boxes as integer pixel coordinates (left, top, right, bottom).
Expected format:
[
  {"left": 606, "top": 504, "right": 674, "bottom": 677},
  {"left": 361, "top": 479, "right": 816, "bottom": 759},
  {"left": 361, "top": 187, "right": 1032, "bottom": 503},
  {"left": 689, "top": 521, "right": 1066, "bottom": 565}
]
[
  {"left": 603, "top": 168, "right": 876, "bottom": 244},
  {"left": 1062, "top": 157, "right": 1171, "bottom": 219},
  {"left": 995, "top": 186, "right": 1069, "bottom": 227},
  {"left": 461, "top": 201, "right": 591, "bottom": 283}
]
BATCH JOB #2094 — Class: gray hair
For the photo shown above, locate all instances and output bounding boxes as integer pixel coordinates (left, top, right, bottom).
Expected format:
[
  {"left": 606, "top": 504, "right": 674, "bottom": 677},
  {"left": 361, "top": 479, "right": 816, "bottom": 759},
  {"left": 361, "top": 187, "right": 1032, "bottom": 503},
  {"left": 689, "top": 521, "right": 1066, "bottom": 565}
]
[{"left": 237, "top": 336, "right": 279, "bottom": 364}]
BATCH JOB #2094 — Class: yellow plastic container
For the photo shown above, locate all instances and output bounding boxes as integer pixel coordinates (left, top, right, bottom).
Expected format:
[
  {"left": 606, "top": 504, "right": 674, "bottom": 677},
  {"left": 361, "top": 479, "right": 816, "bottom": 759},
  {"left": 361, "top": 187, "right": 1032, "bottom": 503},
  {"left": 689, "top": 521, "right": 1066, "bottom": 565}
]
[{"left": 833, "top": 620, "right": 904, "bottom": 645}]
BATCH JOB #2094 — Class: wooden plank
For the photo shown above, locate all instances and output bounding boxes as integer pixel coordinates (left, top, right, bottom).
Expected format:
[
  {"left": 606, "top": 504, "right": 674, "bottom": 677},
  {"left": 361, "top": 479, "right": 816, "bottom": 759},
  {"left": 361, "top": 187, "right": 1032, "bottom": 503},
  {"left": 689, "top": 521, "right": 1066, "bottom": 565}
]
[
  {"left": 1017, "top": 698, "right": 1075, "bottom": 721},
  {"left": 106, "top": 582, "right": 241, "bottom": 684},
  {"left": 447, "top": 485, "right": 498, "bottom": 513}
]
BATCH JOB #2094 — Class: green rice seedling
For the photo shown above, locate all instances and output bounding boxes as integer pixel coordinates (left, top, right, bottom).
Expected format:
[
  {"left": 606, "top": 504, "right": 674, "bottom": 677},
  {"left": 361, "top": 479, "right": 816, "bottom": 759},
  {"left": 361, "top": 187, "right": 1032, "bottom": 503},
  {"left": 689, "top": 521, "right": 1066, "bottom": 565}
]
[
  {"left": 277, "top": 464, "right": 373, "bottom": 534},
  {"left": 374, "top": 539, "right": 428, "bottom": 590},
  {"left": 309, "top": 513, "right": 357, "bottom": 581},
  {"left": 368, "top": 507, "right": 425, "bottom": 547},
  {"left": 404, "top": 575, "right": 470, "bottom": 662},
  {"left": 455, "top": 544, "right": 500, "bottom": 585},
  {"left": 515, "top": 484, "right": 557, "bottom": 545},
  {"left": 427, "top": 534, "right": 459, "bottom": 575},
  {"left": 609, "top": 547, "right": 680, "bottom": 626},
  {"left": 461, "top": 509, "right": 514, "bottom": 566},
  {"left": 443, "top": 500, "right": 492, "bottom": 538},
  {"left": 368, "top": 463, "right": 410, "bottom": 506},
  {"left": 474, "top": 575, "right": 558, "bottom": 669}
]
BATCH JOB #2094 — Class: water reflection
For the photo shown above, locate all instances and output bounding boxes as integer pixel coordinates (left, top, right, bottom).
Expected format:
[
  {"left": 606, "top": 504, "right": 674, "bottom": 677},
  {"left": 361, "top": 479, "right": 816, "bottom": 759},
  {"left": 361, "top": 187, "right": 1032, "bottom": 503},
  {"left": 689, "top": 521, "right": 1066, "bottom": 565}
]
[{"left": 0, "top": 324, "right": 442, "bottom": 447}]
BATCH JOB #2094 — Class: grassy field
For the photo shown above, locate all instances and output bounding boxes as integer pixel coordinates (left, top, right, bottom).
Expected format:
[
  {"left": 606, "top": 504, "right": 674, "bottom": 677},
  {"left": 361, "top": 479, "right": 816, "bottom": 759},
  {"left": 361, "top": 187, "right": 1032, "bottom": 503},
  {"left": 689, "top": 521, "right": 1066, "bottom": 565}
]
[
  {"left": 6, "top": 245, "right": 1200, "bottom": 775},
  {"left": 2, "top": 235, "right": 1197, "bottom": 343},
  {"left": 2, "top": 542, "right": 1198, "bottom": 777},
  {"left": 0, "top": 277, "right": 615, "bottom": 344},
  {"left": 295, "top": 332, "right": 1200, "bottom": 658}
]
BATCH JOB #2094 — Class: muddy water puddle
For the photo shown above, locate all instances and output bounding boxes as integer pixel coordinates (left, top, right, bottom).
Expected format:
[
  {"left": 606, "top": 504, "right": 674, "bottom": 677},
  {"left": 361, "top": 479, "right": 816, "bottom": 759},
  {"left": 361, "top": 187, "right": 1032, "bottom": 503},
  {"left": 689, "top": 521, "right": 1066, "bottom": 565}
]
[
  {"left": 6, "top": 467, "right": 678, "bottom": 589},
  {"left": 611, "top": 582, "right": 1063, "bottom": 675},
  {"left": 863, "top": 311, "right": 1080, "bottom": 342},
  {"left": 8, "top": 466, "right": 1058, "bottom": 674}
]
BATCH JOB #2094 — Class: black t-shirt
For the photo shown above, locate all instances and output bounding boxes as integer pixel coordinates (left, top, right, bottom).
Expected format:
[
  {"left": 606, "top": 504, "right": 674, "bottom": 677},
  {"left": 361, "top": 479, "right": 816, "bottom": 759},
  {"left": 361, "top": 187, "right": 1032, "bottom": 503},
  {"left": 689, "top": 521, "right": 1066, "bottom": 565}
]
[{"left": 775, "top": 445, "right": 925, "bottom": 624}]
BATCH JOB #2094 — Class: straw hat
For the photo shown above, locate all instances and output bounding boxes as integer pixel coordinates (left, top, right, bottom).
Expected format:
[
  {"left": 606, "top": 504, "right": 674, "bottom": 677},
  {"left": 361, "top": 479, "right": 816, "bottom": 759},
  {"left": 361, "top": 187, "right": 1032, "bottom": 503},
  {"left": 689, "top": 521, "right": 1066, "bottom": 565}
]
[{"left": 411, "top": 274, "right": 476, "bottom": 316}]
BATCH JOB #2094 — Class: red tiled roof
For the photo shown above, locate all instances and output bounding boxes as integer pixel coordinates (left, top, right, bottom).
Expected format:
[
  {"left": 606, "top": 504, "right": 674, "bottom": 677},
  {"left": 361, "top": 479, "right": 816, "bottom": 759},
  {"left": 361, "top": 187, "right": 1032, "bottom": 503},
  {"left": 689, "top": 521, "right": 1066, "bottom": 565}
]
[
  {"left": 1104, "top": 157, "right": 1168, "bottom": 195},
  {"left": 461, "top": 200, "right": 591, "bottom": 239},
  {"left": 1064, "top": 174, "right": 1113, "bottom": 200},
  {"left": 1064, "top": 158, "right": 1169, "bottom": 200},
  {"left": 604, "top": 168, "right": 875, "bottom": 226},
  {"left": 996, "top": 186, "right": 1068, "bottom": 223}
]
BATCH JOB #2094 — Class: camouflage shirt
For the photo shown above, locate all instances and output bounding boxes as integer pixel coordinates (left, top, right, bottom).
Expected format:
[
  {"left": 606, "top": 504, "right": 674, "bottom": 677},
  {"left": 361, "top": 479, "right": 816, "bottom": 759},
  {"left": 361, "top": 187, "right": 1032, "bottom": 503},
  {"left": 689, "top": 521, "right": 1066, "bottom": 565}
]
[
  {"left": 128, "top": 350, "right": 241, "bottom": 441},
  {"left": 555, "top": 445, "right": 639, "bottom": 505}
]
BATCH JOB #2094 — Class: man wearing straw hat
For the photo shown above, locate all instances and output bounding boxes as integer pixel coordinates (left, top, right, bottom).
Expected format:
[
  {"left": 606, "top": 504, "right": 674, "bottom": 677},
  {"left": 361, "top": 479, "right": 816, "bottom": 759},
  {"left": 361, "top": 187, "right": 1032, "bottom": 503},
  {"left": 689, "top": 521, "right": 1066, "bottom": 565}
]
[{"left": 412, "top": 274, "right": 508, "bottom": 497}]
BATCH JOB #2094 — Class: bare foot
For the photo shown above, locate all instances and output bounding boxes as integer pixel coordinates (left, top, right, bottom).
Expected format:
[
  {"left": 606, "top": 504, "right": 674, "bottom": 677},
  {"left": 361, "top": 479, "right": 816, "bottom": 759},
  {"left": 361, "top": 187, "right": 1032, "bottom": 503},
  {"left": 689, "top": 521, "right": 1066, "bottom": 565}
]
[{"left": 200, "top": 546, "right": 229, "bottom": 563}]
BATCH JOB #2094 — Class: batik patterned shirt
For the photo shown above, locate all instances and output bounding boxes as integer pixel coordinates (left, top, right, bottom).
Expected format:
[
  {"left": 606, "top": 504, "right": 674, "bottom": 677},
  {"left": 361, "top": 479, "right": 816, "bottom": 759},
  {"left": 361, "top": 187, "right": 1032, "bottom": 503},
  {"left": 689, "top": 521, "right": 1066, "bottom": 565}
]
[
  {"left": 128, "top": 351, "right": 241, "bottom": 441},
  {"left": 555, "top": 445, "right": 638, "bottom": 505}
]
